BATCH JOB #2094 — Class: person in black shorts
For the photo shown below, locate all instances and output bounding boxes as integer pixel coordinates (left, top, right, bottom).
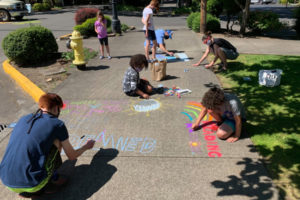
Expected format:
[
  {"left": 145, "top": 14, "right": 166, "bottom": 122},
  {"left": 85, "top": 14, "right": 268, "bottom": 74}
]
[
  {"left": 193, "top": 31, "right": 239, "bottom": 71},
  {"left": 142, "top": 0, "right": 160, "bottom": 62}
]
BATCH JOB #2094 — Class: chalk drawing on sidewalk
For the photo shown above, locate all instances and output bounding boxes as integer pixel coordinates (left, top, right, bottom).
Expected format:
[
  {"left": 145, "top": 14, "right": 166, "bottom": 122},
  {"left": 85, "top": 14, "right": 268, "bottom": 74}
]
[
  {"left": 181, "top": 101, "right": 222, "bottom": 157},
  {"left": 124, "top": 98, "right": 171, "bottom": 117},
  {"left": 61, "top": 100, "right": 129, "bottom": 117},
  {"left": 64, "top": 130, "right": 157, "bottom": 155}
]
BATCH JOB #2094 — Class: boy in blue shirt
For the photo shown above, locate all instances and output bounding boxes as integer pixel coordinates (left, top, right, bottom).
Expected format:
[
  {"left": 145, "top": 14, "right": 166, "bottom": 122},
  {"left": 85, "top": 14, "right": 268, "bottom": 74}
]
[
  {"left": 144, "top": 29, "right": 174, "bottom": 56},
  {"left": 0, "top": 93, "right": 95, "bottom": 198}
]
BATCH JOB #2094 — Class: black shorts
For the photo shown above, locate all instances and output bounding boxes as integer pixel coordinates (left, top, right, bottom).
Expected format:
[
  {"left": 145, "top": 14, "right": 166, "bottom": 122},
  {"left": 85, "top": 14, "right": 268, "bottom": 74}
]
[
  {"left": 99, "top": 37, "right": 108, "bottom": 45},
  {"left": 144, "top": 30, "right": 156, "bottom": 41},
  {"left": 125, "top": 79, "right": 150, "bottom": 96}
]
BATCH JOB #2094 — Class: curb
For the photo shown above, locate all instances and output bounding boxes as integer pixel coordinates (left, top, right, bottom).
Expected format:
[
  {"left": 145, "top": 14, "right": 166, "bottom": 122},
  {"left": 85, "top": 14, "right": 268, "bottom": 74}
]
[{"left": 2, "top": 60, "right": 45, "bottom": 103}]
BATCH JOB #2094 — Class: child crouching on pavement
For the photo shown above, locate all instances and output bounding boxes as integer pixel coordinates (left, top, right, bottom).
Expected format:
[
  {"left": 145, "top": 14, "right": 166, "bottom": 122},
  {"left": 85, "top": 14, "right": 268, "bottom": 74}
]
[
  {"left": 123, "top": 54, "right": 153, "bottom": 99},
  {"left": 192, "top": 87, "right": 246, "bottom": 143}
]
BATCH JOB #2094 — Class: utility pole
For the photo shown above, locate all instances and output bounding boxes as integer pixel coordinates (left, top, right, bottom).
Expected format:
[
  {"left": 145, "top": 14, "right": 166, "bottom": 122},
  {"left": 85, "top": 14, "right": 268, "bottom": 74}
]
[
  {"left": 111, "top": 0, "right": 121, "bottom": 34},
  {"left": 200, "top": 0, "right": 207, "bottom": 33}
]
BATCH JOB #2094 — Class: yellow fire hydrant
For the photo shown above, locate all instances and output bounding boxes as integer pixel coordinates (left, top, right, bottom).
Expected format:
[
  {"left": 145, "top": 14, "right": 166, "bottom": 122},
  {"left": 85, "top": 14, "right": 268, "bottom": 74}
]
[{"left": 68, "top": 30, "right": 86, "bottom": 69}]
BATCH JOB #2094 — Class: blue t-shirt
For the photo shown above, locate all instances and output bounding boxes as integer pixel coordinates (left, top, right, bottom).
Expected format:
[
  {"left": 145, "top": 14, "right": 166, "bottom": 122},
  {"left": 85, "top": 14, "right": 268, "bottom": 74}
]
[
  {"left": 144, "top": 29, "right": 165, "bottom": 46},
  {"left": 0, "top": 113, "right": 69, "bottom": 188}
]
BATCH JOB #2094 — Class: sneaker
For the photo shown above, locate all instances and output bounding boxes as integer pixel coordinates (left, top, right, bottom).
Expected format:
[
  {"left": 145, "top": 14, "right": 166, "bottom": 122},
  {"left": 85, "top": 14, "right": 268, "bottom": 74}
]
[
  {"left": 107, "top": 56, "right": 112, "bottom": 60},
  {"left": 148, "top": 59, "right": 153, "bottom": 63},
  {"left": 99, "top": 56, "right": 104, "bottom": 59}
]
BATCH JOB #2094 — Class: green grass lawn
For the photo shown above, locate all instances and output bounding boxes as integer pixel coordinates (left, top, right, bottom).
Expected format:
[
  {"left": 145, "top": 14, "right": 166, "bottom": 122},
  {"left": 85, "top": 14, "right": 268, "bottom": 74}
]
[{"left": 216, "top": 54, "right": 300, "bottom": 199}]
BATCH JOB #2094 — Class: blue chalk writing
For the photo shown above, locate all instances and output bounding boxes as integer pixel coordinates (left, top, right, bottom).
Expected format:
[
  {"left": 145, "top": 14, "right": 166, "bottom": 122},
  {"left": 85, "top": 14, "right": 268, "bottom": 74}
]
[{"left": 68, "top": 131, "right": 156, "bottom": 154}]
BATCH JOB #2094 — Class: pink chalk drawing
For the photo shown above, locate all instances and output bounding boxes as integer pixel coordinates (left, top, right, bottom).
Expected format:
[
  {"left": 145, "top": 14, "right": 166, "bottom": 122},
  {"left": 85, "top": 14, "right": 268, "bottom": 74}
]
[
  {"left": 61, "top": 100, "right": 129, "bottom": 117},
  {"left": 181, "top": 101, "right": 223, "bottom": 157}
]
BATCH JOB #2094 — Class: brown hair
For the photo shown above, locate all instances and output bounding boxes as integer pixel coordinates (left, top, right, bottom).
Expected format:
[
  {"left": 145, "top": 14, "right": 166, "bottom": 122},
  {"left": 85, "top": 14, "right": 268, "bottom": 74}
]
[
  {"left": 39, "top": 93, "right": 63, "bottom": 110},
  {"left": 202, "top": 31, "right": 212, "bottom": 41},
  {"left": 96, "top": 10, "right": 105, "bottom": 22},
  {"left": 201, "top": 87, "right": 225, "bottom": 110},
  {"left": 129, "top": 54, "right": 148, "bottom": 70},
  {"left": 150, "top": 0, "right": 160, "bottom": 11}
]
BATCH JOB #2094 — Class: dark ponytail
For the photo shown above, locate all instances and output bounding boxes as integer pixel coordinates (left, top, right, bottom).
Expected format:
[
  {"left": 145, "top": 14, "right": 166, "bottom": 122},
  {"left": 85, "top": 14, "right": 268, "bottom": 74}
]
[{"left": 202, "top": 31, "right": 212, "bottom": 41}]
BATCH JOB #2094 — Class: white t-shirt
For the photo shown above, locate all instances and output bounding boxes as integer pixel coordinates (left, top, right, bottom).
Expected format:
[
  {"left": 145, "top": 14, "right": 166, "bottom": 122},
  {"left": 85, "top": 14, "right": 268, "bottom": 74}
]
[{"left": 143, "top": 7, "right": 154, "bottom": 31}]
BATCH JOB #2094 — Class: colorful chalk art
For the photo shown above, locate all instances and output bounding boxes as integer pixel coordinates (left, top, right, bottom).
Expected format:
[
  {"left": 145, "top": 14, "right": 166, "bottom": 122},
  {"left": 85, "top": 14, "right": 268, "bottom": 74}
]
[{"left": 181, "top": 101, "right": 222, "bottom": 157}]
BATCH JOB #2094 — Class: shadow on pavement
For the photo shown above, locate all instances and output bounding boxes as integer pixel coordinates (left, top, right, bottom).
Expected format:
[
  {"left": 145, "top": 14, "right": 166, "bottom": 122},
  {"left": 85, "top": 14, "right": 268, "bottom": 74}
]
[
  {"left": 79, "top": 65, "right": 110, "bottom": 71},
  {"left": 163, "top": 75, "right": 180, "bottom": 80},
  {"left": 254, "top": 139, "right": 300, "bottom": 200},
  {"left": 217, "top": 57, "right": 300, "bottom": 199},
  {"left": 37, "top": 148, "right": 119, "bottom": 200},
  {"left": 211, "top": 155, "right": 275, "bottom": 199}
]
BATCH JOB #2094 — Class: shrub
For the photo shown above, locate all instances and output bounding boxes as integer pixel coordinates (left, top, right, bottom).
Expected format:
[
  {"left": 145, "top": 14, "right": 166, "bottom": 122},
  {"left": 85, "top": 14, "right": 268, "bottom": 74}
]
[
  {"left": 247, "top": 11, "right": 283, "bottom": 34},
  {"left": 62, "top": 48, "right": 97, "bottom": 62},
  {"left": 2, "top": 26, "right": 58, "bottom": 65},
  {"left": 207, "top": 0, "right": 223, "bottom": 17},
  {"left": 191, "top": 0, "right": 200, "bottom": 12},
  {"left": 187, "top": 12, "right": 199, "bottom": 29},
  {"left": 173, "top": 7, "right": 192, "bottom": 15},
  {"left": 75, "top": 8, "right": 98, "bottom": 25},
  {"left": 206, "top": 14, "right": 221, "bottom": 32},
  {"left": 74, "top": 16, "right": 112, "bottom": 37},
  {"left": 32, "top": 3, "right": 51, "bottom": 11},
  {"left": 191, "top": 12, "right": 220, "bottom": 33},
  {"left": 294, "top": 6, "right": 300, "bottom": 38},
  {"left": 192, "top": 12, "right": 201, "bottom": 32},
  {"left": 32, "top": 3, "right": 43, "bottom": 11},
  {"left": 117, "top": 4, "right": 139, "bottom": 11},
  {"left": 42, "top": 3, "right": 51, "bottom": 11},
  {"left": 121, "top": 23, "right": 130, "bottom": 32}
]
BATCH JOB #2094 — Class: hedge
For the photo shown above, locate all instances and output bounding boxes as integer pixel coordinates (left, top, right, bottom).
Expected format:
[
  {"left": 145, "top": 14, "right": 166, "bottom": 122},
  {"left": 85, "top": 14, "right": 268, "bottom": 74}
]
[{"left": 2, "top": 26, "right": 58, "bottom": 65}]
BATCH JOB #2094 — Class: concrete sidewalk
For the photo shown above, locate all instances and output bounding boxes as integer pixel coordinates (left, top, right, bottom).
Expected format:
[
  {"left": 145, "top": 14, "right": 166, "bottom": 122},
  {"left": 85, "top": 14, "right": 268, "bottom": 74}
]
[{"left": 0, "top": 28, "right": 282, "bottom": 199}]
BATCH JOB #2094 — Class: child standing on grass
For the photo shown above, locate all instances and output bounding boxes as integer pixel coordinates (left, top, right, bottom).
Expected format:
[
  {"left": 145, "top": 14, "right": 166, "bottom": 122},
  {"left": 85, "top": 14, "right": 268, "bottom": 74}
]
[
  {"left": 94, "top": 10, "right": 111, "bottom": 60},
  {"left": 123, "top": 54, "right": 153, "bottom": 99},
  {"left": 192, "top": 87, "right": 246, "bottom": 143}
]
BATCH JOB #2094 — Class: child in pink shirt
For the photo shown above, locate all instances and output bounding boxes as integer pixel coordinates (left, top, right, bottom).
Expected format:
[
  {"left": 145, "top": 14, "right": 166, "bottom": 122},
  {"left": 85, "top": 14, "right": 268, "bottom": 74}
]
[{"left": 94, "top": 10, "right": 111, "bottom": 59}]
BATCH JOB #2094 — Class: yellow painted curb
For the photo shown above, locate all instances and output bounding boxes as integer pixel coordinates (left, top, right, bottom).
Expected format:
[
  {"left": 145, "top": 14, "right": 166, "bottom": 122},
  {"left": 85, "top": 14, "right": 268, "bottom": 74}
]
[{"left": 2, "top": 60, "right": 45, "bottom": 103}]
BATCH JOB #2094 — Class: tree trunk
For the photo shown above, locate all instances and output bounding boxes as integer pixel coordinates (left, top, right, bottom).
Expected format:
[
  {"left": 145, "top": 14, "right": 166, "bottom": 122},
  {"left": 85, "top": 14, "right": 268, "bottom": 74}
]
[
  {"left": 200, "top": 0, "right": 207, "bottom": 33},
  {"left": 234, "top": 0, "right": 250, "bottom": 35}
]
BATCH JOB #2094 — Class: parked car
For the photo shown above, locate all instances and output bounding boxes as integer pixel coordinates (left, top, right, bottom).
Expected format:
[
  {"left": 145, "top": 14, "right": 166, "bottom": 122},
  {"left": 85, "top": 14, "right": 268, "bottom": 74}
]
[
  {"left": 0, "top": 0, "right": 28, "bottom": 22},
  {"left": 251, "top": 0, "right": 273, "bottom": 4}
]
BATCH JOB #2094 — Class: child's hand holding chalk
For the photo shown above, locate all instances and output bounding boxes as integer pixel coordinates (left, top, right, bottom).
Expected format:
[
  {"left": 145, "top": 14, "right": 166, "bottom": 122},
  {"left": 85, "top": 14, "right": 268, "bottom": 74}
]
[{"left": 85, "top": 139, "right": 96, "bottom": 149}]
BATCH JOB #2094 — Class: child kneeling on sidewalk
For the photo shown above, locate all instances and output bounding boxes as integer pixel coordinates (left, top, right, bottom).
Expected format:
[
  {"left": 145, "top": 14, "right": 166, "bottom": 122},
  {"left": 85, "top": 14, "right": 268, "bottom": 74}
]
[
  {"left": 192, "top": 87, "right": 246, "bottom": 143},
  {"left": 123, "top": 54, "right": 153, "bottom": 99}
]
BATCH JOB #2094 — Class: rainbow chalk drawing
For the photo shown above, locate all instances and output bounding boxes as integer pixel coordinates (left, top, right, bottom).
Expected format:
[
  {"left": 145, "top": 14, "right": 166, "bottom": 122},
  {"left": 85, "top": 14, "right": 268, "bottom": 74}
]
[
  {"left": 181, "top": 101, "right": 222, "bottom": 157},
  {"left": 65, "top": 130, "right": 157, "bottom": 155}
]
